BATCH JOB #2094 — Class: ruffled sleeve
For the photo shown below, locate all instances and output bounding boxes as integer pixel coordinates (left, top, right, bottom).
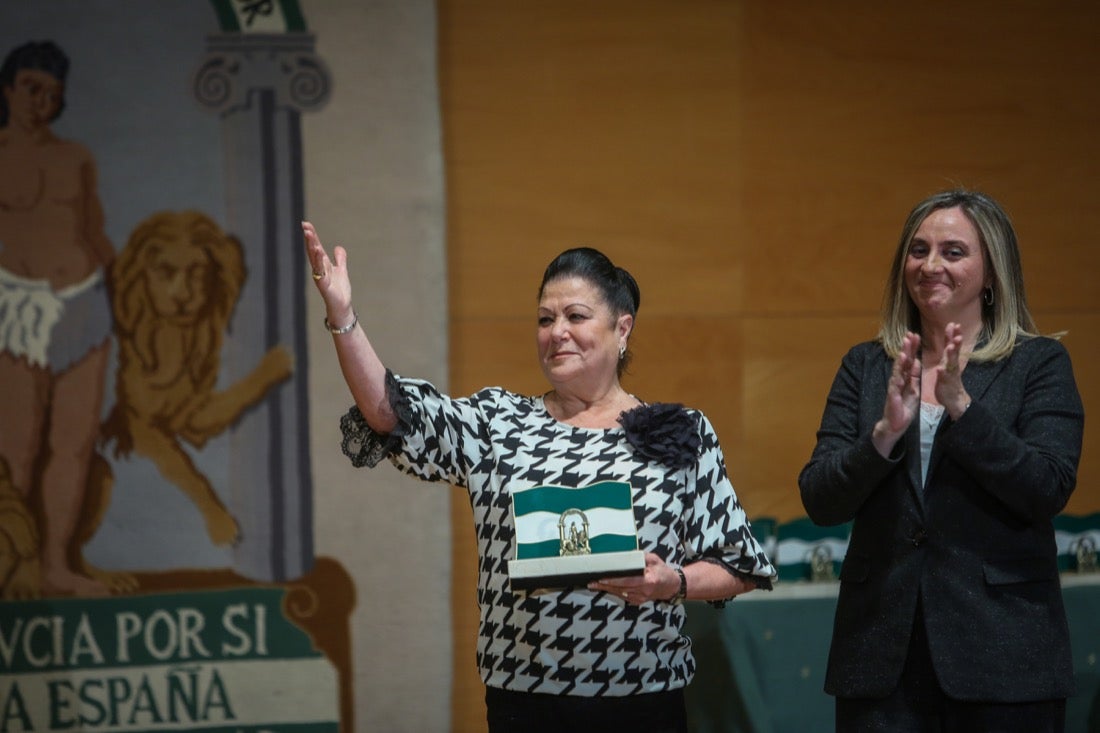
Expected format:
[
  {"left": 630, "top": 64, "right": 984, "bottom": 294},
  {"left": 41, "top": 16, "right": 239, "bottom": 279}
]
[
  {"left": 340, "top": 369, "right": 419, "bottom": 468},
  {"left": 620, "top": 402, "right": 777, "bottom": 602},
  {"left": 684, "top": 411, "right": 778, "bottom": 603}
]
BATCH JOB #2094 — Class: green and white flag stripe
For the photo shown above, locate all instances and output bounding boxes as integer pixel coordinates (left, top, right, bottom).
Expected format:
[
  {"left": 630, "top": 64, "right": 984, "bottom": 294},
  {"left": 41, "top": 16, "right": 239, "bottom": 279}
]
[
  {"left": 513, "top": 481, "right": 634, "bottom": 515},
  {"left": 512, "top": 481, "right": 638, "bottom": 561},
  {"left": 757, "top": 513, "right": 1100, "bottom": 579},
  {"left": 516, "top": 528, "right": 639, "bottom": 559},
  {"left": 1054, "top": 513, "right": 1100, "bottom": 571}
]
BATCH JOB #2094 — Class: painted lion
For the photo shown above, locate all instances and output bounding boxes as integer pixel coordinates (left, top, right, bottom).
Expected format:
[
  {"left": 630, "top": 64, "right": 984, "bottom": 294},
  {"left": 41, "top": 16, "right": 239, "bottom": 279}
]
[
  {"left": 101, "top": 210, "right": 292, "bottom": 546},
  {"left": 0, "top": 455, "right": 37, "bottom": 598}
]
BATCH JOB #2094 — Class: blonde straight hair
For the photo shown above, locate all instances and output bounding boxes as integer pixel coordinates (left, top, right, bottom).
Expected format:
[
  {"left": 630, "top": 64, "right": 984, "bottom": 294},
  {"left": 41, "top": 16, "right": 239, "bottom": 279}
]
[{"left": 877, "top": 190, "right": 1039, "bottom": 362}]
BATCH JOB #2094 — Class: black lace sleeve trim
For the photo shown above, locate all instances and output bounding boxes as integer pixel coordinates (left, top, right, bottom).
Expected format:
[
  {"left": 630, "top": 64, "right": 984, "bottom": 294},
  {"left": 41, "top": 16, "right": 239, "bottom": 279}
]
[
  {"left": 339, "top": 370, "right": 418, "bottom": 468},
  {"left": 699, "top": 556, "right": 775, "bottom": 608},
  {"left": 618, "top": 402, "right": 702, "bottom": 470}
]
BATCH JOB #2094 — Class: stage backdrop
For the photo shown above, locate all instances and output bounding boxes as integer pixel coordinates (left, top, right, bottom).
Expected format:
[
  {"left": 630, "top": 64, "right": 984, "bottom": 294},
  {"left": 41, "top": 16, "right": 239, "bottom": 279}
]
[{"left": 0, "top": 1, "right": 449, "bottom": 731}]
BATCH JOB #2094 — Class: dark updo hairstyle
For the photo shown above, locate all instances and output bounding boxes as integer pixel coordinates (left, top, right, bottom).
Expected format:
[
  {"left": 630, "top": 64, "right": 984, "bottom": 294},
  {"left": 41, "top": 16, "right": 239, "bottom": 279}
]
[
  {"left": 538, "top": 246, "right": 641, "bottom": 376},
  {"left": 0, "top": 40, "right": 70, "bottom": 127}
]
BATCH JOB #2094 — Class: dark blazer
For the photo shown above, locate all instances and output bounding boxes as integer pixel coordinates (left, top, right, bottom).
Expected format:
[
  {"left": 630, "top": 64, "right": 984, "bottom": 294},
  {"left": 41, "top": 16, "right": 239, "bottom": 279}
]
[{"left": 799, "top": 336, "right": 1084, "bottom": 702}]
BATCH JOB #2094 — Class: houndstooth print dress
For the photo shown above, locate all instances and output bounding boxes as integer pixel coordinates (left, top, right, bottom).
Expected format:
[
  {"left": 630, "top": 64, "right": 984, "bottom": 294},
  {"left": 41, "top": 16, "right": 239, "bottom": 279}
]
[{"left": 341, "top": 372, "right": 777, "bottom": 697}]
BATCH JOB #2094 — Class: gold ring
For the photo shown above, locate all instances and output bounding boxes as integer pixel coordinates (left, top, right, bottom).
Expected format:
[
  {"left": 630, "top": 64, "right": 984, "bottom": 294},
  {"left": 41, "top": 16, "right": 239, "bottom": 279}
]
[{"left": 312, "top": 271, "right": 324, "bottom": 281}]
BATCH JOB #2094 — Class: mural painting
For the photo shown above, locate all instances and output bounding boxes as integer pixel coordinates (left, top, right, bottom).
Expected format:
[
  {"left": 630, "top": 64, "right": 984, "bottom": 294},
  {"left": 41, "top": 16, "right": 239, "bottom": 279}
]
[
  {"left": 0, "top": 39, "right": 117, "bottom": 600},
  {"left": 101, "top": 210, "right": 292, "bottom": 550},
  {"left": 0, "top": 2, "right": 351, "bottom": 731}
]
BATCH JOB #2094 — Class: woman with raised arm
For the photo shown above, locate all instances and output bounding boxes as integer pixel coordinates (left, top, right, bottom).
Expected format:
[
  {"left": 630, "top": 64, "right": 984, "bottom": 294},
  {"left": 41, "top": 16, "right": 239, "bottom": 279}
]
[{"left": 304, "top": 221, "right": 776, "bottom": 733}]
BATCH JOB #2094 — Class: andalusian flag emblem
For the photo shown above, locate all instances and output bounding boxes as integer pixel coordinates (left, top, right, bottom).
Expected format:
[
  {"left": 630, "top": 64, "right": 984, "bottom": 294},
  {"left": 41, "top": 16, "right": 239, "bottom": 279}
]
[{"left": 508, "top": 481, "right": 645, "bottom": 591}]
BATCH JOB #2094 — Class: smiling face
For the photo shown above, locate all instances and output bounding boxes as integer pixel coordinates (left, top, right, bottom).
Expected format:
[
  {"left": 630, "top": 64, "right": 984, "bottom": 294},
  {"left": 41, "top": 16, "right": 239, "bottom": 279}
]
[
  {"left": 537, "top": 276, "right": 632, "bottom": 392},
  {"left": 904, "top": 206, "right": 990, "bottom": 328}
]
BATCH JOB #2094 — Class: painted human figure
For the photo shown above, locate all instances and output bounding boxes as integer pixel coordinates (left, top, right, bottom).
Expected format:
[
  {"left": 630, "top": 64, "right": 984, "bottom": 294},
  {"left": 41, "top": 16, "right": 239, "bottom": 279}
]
[{"left": 0, "top": 41, "right": 114, "bottom": 596}]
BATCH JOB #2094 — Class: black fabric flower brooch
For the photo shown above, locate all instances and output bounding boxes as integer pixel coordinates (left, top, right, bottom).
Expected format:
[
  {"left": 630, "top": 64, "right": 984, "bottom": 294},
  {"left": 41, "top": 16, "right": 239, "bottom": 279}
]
[{"left": 618, "top": 402, "right": 702, "bottom": 470}]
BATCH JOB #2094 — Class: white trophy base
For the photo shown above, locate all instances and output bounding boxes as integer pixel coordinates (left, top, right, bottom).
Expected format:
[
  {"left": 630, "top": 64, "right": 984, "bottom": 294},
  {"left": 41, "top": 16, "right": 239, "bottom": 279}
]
[{"left": 508, "top": 550, "right": 646, "bottom": 591}]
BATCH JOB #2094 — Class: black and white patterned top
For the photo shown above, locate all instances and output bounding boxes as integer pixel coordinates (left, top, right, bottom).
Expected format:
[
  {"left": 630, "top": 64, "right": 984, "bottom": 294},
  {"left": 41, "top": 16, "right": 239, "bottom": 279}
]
[{"left": 340, "top": 372, "right": 777, "bottom": 697}]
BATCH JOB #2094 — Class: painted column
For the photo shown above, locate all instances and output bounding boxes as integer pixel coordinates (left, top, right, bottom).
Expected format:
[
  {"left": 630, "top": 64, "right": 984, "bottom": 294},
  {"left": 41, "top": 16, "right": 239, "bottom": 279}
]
[{"left": 192, "top": 21, "right": 330, "bottom": 581}]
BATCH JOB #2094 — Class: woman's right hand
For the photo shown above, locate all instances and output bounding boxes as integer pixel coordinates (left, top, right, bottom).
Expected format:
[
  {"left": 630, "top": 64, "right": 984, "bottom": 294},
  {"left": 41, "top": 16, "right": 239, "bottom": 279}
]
[
  {"left": 872, "top": 330, "right": 921, "bottom": 457},
  {"left": 302, "top": 222, "right": 395, "bottom": 432},
  {"left": 303, "top": 221, "right": 355, "bottom": 327}
]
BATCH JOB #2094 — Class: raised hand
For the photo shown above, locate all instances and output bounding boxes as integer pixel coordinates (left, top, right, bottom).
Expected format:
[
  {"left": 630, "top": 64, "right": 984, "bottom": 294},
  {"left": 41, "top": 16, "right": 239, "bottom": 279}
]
[
  {"left": 934, "top": 322, "right": 971, "bottom": 420},
  {"left": 303, "top": 221, "right": 354, "bottom": 328},
  {"left": 301, "top": 221, "right": 395, "bottom": 431},
  {"left": 873, "top": 331, "right": 921, "bottom": 457}
]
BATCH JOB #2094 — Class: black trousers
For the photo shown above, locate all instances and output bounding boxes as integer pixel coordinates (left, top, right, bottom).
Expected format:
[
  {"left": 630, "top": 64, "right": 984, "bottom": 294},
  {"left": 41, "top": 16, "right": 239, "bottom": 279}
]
[
  {"left": 836, "top": 600, "right": 1066, "bottom": 733},
  {"left": 485, "top": 686, "right": 688, "bottom": 733}
]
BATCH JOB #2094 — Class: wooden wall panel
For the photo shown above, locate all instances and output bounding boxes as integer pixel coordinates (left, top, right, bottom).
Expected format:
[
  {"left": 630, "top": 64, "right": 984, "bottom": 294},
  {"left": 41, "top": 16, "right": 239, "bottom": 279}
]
[
  {"left": 439, "top": 2, "right": 1100, "bottom": 730},
  {"left": 441, "top": 1, "right": 746, "bottom": 323},
  {"left": 740, "top": 316, "right": 880, "bottom": 519},
  {"left": 738, "top": 1, "right": 1100, "bottom": 316}
]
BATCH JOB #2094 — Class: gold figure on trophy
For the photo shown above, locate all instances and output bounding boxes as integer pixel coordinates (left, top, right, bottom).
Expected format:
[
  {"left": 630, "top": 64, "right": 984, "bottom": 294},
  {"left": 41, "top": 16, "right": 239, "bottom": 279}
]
[{"left": 558, "top": 509, "right": 591, "bottom": 556}]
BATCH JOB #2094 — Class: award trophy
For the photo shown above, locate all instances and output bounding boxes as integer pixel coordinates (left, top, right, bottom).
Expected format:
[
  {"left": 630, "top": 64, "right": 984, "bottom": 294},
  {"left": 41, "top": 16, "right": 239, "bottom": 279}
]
[{"left": 507, "top": 481, "right": 646, "bottom": 591}]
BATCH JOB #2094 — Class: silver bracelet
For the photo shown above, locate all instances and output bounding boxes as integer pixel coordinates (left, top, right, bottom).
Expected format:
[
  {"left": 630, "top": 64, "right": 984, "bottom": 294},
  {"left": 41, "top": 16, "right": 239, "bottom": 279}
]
[
  {"left": 669, "top": 567, "right": 687, "bottom": 605},
  {"left": 324, "top": 311, "right": 358, "bottom": 335}
]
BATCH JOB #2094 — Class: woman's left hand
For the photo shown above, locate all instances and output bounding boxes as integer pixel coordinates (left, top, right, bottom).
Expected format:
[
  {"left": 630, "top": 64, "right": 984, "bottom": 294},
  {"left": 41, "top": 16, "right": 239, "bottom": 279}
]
[
  {"left": 588, "top": 553, "right": 679, "bottom": 605},
  {"left": 935, "top": 322, "right": 972, "bottom": 420}
]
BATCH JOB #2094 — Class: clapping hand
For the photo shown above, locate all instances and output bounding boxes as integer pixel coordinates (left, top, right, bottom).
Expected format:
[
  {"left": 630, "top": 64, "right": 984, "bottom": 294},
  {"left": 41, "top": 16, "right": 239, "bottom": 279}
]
[{"left": 873, "top": 331, "right": 921, "bottom": 457}]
